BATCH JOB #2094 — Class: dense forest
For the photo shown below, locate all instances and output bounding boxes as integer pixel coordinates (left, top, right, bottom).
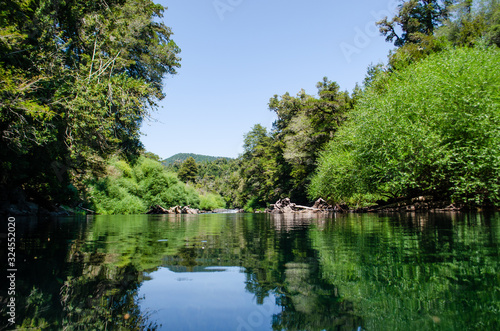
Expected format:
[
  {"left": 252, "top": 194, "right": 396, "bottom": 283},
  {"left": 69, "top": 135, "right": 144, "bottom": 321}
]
[
  {"left": 2, "top": 0, "right": 500, "bottom": 214},
  {"left": 205, "top": 0, "right": 500, "bottom": 211},
  {"left": 162, "top": 153, "right": 232, "bottom": 166},
  {"left": 0, "top": 0, "right": 182, "bottom": 213}
]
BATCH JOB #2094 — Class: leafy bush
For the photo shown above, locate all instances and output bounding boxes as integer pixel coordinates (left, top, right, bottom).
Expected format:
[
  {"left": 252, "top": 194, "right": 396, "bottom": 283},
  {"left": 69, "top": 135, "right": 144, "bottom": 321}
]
[
  {"left": 88, "top": 178, "right": 147, "bottom": 215},
  {"left": 243, "top": 197, "right": 262, "bottom": 213},
  {"left": 88, "top": 156, "right": 220, "bottom": 214},
  {"left": 162, "top": 183, "right": 200, "bottom": 209},
  {"left": 199, "top": 192, "right": 226, "bottom": 210},
  {"left": 310, "top": 47, "right": 500, "bottom": 206}
]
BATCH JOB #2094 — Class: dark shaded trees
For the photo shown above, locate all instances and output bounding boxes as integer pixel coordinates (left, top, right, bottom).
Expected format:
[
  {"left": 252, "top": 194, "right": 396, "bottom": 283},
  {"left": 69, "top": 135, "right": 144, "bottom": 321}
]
[{"left": 0, "top": 0, "right": 180, "bottom": 207}]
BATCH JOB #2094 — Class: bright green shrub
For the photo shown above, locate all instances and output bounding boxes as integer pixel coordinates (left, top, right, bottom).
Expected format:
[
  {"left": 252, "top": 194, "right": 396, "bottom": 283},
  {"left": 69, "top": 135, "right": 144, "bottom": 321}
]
[
  {"left": 134, "top": 157, "right": 166, "bottom": 182},
  {"left": 310, "top": 47, "right": 500, "bottom": 206},
  {"left": 161, "top": 183, "right": 200, "bottom": 209},
  {"left": 89, "top": 178, "right": 147, "bottom": 214},
  {"left": 199, "top": 192, "right": 226, "bottom": 210},
  {"left": 113, "top": 159, "right": 134, "bottom": 178},
  {"left": 88, "top": 156, "right": 215, "bottom": 214}
]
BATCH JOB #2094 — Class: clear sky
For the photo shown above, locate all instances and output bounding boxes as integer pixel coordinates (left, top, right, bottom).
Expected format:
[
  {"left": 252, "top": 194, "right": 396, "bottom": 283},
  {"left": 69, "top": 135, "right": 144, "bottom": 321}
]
[{"left": 141, "top": 0, "right": 398, "bottom": 159}]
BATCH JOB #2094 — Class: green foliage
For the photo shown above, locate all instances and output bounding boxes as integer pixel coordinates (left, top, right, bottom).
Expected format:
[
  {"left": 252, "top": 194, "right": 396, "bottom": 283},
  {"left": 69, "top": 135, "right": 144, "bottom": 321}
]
[
  {"left": 194, "top": 158, "right": 242, "bottom": 207},
  {"left": 231, "top": 79, "right": 355, "bottom": 207},
  {"left": 238, "top": 124, "right": 282, "bottom": 207},
  {"left": 388, "top": 34, "right": 451, "bottom": 70},
  {"left": 0, "top": 0, "right": 180, "bottom": 207},
  {"left": 88, "top": 156, "right": 205, "bottom": 214},
  {"left": 162, "top": 153, "right": 231, "bottom": 166},
  {"left": 269, "top": 78, "right": 353, "bottom": 178},
  {"left": 310, "top": 47, "right": 500, "bottom": 206},
  {"left": 437, "top": 0, "right": 500, "bottom": 47},
  {"left": 163, "top": 154, "right": 242, "bottom": 208},
  {"left": 243, "top": 197, "right": 262, "bottom": 213},
  {"left": 199, "top": 192, "right": 226, "bottom": 210},
  {"left": 196, "top": 158, "right": 234, "bottom": 181},
  {"left": 177, "top": 156, "right": 198, "bottom": 183},
  {"left": 377, "top": 0, "right": 454, "bottom": 47}
]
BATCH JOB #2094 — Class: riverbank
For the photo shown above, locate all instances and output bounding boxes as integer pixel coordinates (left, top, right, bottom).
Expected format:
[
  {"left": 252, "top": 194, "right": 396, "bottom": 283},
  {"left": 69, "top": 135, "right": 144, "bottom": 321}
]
[
  {"left": 146, "top": 204, "right": 245, "bottom": 215},
  {"left": 265, "top": 197, "right": 498, "bottom": 214},
  {"left": 2, "top": 187, "right": 496, "bottom": 217},
  {"left": 0, "top": 187, "right": 78, "bottom": 217}
]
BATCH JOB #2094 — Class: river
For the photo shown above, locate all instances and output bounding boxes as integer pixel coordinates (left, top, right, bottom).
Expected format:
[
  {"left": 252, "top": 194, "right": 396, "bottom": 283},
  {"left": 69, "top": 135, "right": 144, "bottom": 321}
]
[{"left": 1, "top": 212, "right": 499, "bottom": 330}]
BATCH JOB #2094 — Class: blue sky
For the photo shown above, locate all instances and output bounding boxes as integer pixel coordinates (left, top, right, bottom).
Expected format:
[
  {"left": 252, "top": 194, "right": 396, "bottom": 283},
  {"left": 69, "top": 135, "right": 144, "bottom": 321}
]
[{"left": 141, "top": 0, "right": 398, "bottom": 159}]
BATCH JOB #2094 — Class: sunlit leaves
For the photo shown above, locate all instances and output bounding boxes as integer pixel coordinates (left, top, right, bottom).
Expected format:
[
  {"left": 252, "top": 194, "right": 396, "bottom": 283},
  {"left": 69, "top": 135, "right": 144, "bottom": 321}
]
[
  {"left": 310, "top": 47, "right": 500, "bottom": 206},
  {"left": 88, "top": 156, "right": 201, "bottom": 214},
  {"left": 0, "top": 0, "right": 180, "bottom": 206}
]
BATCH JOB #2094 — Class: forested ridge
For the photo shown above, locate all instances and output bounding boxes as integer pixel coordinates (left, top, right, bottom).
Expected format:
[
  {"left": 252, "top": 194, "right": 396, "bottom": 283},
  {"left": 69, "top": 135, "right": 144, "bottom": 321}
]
[
  {"left": 2, "top": 0, "right": 500, "bottom": 215},
  {"left": 162, "top": 153, "right": 232, "bottom": 166}
]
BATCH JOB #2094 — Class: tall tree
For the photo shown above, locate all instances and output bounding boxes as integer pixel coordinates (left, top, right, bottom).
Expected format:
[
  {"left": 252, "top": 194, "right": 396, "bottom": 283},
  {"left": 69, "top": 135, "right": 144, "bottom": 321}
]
[
  {"left": 268, "top": 78, "right": 353, "bottom": 202},
  {"left": 440, "top": 0, "right": 500, "bottom": 47},
  {"left": 377, "top": 0, "right": 454, "bottom": 46},
  {"left": 238, "top": 124, "right": 281, "bottom": 207},
  {"left": 0, "top": 0, "right": 180, "bottom": 205},
  {"left": 178, "top": 157, "right": 198, "bottom": 183}
]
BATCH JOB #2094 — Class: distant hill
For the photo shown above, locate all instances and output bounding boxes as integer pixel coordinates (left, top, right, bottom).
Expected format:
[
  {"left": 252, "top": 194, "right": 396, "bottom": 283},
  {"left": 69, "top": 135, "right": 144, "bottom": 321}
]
[{"left": 162, "top": 153, "right": 232, "bottom": 165}]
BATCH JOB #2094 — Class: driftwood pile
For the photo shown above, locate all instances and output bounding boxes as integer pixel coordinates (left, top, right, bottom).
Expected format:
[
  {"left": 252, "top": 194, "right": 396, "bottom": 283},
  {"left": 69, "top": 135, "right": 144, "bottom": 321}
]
[
  {"left": 267, "top": 198, "right": 342, "bottom": 214},
  {"left": 146, "top": 205, "right": 199, "bottom": 215}
]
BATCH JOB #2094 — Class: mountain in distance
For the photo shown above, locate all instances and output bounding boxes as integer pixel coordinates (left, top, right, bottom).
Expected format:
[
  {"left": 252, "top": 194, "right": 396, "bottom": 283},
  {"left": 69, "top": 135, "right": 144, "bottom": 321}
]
[{"left": 162, "top": 153, "right": 233, "bottom": 165}]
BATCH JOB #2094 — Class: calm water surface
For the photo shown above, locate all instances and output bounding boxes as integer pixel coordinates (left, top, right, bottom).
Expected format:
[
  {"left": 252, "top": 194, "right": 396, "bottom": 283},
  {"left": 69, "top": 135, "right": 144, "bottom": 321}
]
[{"left": 1, "top": 212, "right": 499, "bottom": 330}]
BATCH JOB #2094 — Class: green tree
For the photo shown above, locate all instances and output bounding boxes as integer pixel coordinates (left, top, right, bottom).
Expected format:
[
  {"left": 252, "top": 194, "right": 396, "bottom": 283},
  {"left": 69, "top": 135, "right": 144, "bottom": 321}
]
[
  {"left": 231, "top": 79, "right": 355, "bottom": 208},
  {"left": 438, "top": 0, "right": 500, "bottom": 47},
  {"left": 377, "top": 0, "right": 454, "bottom": 46},
  {"left": 310, "top": 47, "right": 500, "bottom": 207},
  {"left": 0, "top": 0, "right": 180, "bottom": 206},
  {"left": 238, "top": 124, "right": 281, "bottom": 208},
  {"left": 178, "top": 157, "right": 198, "bottom": 183},
  {"left": 380, "top": 1, "right": 500, "bottom": 71},
  {"left": 268, "top": 78, "right": 353, "bottom": 202}
]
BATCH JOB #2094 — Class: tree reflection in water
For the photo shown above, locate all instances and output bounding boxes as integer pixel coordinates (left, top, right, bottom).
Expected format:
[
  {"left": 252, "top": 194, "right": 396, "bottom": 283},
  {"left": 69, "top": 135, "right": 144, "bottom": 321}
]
[{"left": 3, "top": 212, "right": 499, "bottom": 330}]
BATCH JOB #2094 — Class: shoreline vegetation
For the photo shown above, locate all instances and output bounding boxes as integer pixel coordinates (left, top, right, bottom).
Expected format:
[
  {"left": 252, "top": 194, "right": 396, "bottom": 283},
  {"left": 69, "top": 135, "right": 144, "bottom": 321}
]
[
  {"left": 1, "top": 193, "right": 493, "bottom": 217},
  {"left": 2, "top": 1, "right": 500, "bottom": 216}
]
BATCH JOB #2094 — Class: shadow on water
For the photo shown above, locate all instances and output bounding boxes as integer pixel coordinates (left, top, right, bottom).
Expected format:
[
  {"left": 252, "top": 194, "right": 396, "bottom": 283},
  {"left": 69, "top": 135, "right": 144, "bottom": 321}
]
[{"left": 0, "top": 212, "right": 498, "bottom": 330}]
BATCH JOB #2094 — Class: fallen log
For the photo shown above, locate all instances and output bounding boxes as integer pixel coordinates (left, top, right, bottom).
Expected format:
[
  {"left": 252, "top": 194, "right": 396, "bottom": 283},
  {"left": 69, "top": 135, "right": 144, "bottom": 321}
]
[
  {"left": 77, "top": 205, "right": 95, "bottom": 214},
  {"left": 294, "top": 205, "right": 322, "bottom": 211},
  {"left": 267, "top": 198, "right": 337, "bottom": 213},
  {"left": 146, "top": 205, "right": 169, "bottom": 214}
]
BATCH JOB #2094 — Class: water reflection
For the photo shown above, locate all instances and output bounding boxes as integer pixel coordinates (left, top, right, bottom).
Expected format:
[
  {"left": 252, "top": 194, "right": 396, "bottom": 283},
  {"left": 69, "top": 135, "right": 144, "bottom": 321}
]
[
  {"left": 311, "top": 212, "right": 500, "bottom": 330},
  {"left": 1, "top": 212, "right": 498, "bottom": 330},
  {"left": 139, "top": 266, "right": 280, "bottom": 331}
]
